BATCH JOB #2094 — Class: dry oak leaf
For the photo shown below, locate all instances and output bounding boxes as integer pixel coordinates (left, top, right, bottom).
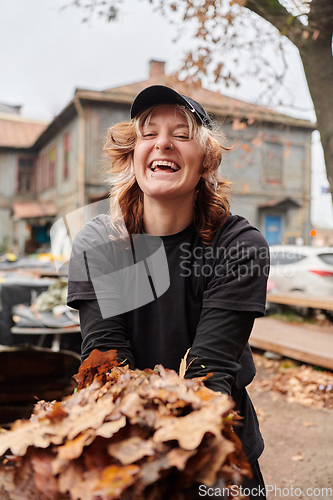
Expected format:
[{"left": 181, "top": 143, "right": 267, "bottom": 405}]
[
  {"left": 66, "top": 392, "right": 115, "bottom": 441},
  {"left": 51, "top": 430, "right": 96, "bottom": 475},
  {"left": 291, "top": 454, "right": 304, "bottom": 461},
  {"left": 31, "top": 450, "right": 59, "bottom": 499},
  {"left": 0, "top": 418, "right": 68, "bottom": 457},
  {"left": 138, "top": 455, "right": 171, "bottom": 486},
  {"left": 197, "top": 436, "right": 235, "bottom": 486},
  {"left": 95, "top": 416, "right": 127, "bottom": 439},
  {"left": 166, "top": 447, "right": 196, "bottom": 471},
  {"left": 179, "top": 347, "right": 191, "bottom": 379},
  {"left": 153, "top": 398, "right": 233, "bottom": 450},
  {"left": 108, "top": 436, "right": 156, "bottom": 465},
  {"left": 0, "top": 452, "right": 49, "bottom": 500},
  {"left": 74, "top": 348, "right": 119, "bottom": 390},
  {"left": 58, "top": 460, "right": 139, "bottom": 500},
  {"left": 116, "top": 391, "right": 145, "bottom": 419},
  {"left": 0, "top": 387, "right": 115, "bottom": 457},
  {"left": 0, "top": 350, "right": 249, "bottom": 500}
]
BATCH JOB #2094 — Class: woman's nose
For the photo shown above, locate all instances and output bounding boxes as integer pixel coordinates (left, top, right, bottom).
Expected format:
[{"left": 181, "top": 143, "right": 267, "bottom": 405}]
[{"left": 155, "top": 135, "right": 173, "bottom": 150}]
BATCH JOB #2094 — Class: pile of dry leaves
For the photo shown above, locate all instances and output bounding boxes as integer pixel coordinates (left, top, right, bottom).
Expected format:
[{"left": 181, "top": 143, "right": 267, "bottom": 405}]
[
  {"left": 0, "top": 350, "right": 251, "bottom": 500},
  {"left": 253, "top": 354, "right": 333, "bottom": 409}
]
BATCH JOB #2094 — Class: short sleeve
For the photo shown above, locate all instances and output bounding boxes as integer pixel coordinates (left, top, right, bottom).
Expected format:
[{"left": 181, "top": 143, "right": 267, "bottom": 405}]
[
  {"left": 202, "top": 228, "right": 270, "bottom": 316},
  {"left": 67, "top": 215, "right": 135, "bottom": 311}
]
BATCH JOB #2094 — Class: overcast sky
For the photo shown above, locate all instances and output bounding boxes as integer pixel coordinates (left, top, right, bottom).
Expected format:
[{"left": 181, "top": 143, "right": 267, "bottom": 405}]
[{"left": 0, "top": 0, "right": 332, "bottom": 228}]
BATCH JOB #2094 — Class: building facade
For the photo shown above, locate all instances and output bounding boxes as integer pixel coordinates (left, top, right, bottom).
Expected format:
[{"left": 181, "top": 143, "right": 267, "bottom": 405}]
[{"left": 0, "top": 61, "right": 315, "bottom": 254}]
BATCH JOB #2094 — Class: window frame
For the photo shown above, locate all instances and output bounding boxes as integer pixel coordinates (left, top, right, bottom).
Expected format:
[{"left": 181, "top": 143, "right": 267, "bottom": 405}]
[
  {"left": 263, "top": 141, "right": 284, "bottom": 185},
  {"left": 16, "top": 156, "right": 36, "bottom": 195}
]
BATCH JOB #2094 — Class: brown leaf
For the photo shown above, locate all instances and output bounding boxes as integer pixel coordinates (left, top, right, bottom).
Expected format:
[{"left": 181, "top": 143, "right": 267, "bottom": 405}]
[
  {"left": 97, "top": 463, "right": 140, "bottom": 494},
  {"left": 153, "top": 399, "right": 232, "bottom": 450},
  {"left": 197, "top": 436, "right": 235, "bottom": 486},
  {"left": 31, "top": 451, "right": 59, "bottom": 500},
  {"left": 52, "top": 430, "right": 95, "bottom": 474},
  {"left": 291, "top": 454, "right": 304, "bottom": 461},
  {"left": 284, "top": 147, "right": 291, "bottom": 159},
  {"left": 167, "top": 447, "right": 196, "bottom": 471},
  {"left": 232, "top": 118, "right": 246, "bottom": 131},
  {"left": 0, "top": 350, "right": 248, "bottom": 499},
  {"left": 117, "top": 391, "right": 145, "bottom": 419},
  {"left": 139, "top": 455, "right": 171, "bottom": 486},
  {"left": 66, "top": 393, "right": 115, "bottom": 440},
  {"left": 47, "top": 401, "right": 68, "bottom": 421},
  {"left": 240, "top": 143, "right": 253, "bottom": 154},
  {"left": 251, "top": 132, "right": 264, "bottom": 148},
  {"left": 73, "top": 349, "right": 119, "bottom": 390},
  {"left": 95, "top": 416, "right": 127, "bottom": 438},
  {"left": 179, "top": 347, "right": 191, "bottom": 379},
  {"left": 312, "top": 29, "right": 320, "bottom": 40},
  {"left": 108, "top": 436, "right": 156, "bottom": 465}
]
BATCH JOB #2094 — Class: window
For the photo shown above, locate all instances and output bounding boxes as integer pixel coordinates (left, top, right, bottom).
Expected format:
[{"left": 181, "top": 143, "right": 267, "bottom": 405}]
[
  {"left": 39, "top": 152, "right": 48, "bottom": 191},
  {"left": 264, "top": 142, "right": 283, "bottom": 183},
  {"left": 38, "top": 146, "right": 56, "bottom": 191},
  {"left": 49, "top": 147, "right": 56, "bottom": 187},
  {"left": 270, "top": 252, "right": 307, "bottom": 266},
  {"left": 17, "top": 158, "right": 35, "bottom": 194},
  {"left": 318, "top": 253, "right": 333, "bottom": 266},
  {"left": 64, "top": 132, "right": 70, "bottom": 179}
]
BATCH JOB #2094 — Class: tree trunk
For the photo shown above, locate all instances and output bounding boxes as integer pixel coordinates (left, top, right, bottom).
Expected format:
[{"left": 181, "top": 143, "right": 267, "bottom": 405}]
[
  {"left": 245, "top": 0, "right": 333, "bottom": 195},
  {"left": 298, "top": 36, "right": 333, "bottom": 193}
]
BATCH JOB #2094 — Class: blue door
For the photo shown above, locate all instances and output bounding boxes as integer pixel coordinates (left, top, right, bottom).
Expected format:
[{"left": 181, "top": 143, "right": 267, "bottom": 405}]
[{"left": 265, "top": 215, "right": 282, "bottom": 245}]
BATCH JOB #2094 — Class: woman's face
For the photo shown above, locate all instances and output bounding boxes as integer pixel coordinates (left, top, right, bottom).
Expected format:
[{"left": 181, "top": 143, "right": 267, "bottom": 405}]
[{"left": 133, "top": 105, "right": 204, "bottom": 205}]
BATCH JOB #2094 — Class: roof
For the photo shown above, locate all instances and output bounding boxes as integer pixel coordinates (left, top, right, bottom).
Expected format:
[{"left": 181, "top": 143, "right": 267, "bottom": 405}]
[
  {"left": 25, "top": 66, "right": 316, "bottom": 151},
  {"left": 259, "top": 197, "right": 302, "bottom": 209},
  {"left": 0, "top": 102, "right": 21, "bottom": 115},
  {"left": 12, "top": 202, "right": 57, "bottom": 219},
  {"left": 0, "top": 113, "right": 48, "bottom": 148},
  {"left": 75, "top": 74, "right": 315, "bottom": 130}
]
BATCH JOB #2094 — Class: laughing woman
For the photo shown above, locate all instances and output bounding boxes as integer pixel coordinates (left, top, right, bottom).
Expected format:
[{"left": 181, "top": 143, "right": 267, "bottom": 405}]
[{"left": 67, "top": 85, "right": 270, "bottom": 499}]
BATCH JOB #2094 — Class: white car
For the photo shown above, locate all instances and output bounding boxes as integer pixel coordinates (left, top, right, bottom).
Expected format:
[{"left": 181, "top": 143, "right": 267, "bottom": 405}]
[{"left": 269, "top": 245, "right": 333, "bottom": 296}]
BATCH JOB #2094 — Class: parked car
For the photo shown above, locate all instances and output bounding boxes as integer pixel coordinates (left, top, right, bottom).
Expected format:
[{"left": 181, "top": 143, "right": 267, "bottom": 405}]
[{"left": 269, "top": 245, "right": 333, "bottom": 296}]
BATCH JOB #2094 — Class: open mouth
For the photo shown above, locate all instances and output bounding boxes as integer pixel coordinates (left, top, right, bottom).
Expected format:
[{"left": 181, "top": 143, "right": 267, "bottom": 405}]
[{"left": 150, "top": 161, "right": 180, "bottom": 173}]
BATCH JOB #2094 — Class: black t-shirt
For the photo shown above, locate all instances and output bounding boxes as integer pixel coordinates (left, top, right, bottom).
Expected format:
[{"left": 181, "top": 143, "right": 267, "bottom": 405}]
[{"left": 67, "top": 213, "right": 269, "bottom": 463}]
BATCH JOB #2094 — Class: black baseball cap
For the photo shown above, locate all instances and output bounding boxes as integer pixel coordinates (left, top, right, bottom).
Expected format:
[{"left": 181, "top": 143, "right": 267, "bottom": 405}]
[{"left": 130, "top": 85, "right": 213, "bottom": 129}]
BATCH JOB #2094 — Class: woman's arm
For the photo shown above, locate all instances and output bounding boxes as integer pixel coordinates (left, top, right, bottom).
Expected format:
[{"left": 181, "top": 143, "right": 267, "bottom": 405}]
[
  {"left": 67, "top": 216, "right": 136, "bottom": 366},
  {"left": 77, "top": 299, "right": 135, "bottom": 367},
  {"left": 185, "top": 307, "right": 256, "bottom": 395},
  {"left": 185, "top": 225, "right": 269, "bottom": 395}
]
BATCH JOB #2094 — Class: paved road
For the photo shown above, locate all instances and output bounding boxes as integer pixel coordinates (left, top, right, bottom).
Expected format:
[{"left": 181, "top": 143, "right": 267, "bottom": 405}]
[{"left": 248, "top": 363, "right": 333, "bottom": 500}]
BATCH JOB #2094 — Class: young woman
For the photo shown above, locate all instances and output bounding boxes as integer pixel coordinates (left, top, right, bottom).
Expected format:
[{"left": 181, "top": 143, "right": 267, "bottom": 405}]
[{"left": 67, "top": 85, "right": 270, "bottom": 498}]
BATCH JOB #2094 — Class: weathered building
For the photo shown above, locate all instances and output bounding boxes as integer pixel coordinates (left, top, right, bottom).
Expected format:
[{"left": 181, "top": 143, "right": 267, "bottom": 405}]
[
  {"left": 0, "top": 109, "right": 49, "bottom": 253},
  {"left": 0, "top": 61, "right": 315, "bottom": 254}
]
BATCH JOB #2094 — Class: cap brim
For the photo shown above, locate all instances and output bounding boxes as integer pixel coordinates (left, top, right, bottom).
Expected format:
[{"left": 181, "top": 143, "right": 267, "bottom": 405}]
[{"left": 130, "top": 85, "right": 190, "bottom": 120}]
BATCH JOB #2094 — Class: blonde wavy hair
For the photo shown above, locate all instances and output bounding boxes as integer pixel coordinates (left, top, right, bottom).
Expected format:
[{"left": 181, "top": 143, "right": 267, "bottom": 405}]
[{"left": 104, "top": 105, "right": 231, "bottom": 244}]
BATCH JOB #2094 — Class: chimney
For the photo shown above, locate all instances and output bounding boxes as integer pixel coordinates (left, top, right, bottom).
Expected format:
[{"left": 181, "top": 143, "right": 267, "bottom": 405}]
[{"left": 149, "top": 60, "right": 165, "bottom": 78}]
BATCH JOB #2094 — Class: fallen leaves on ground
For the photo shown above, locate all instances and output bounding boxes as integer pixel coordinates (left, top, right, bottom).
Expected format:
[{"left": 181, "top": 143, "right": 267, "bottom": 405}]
[
  {"left": 252, "top": 353, "right": 333, "bottom": 409},
  {"left": 0, "top": 349, "right": 251, "bottom": 500},
  {"left": 291, "top": 454, "right": 304, "bottom": 461}
]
